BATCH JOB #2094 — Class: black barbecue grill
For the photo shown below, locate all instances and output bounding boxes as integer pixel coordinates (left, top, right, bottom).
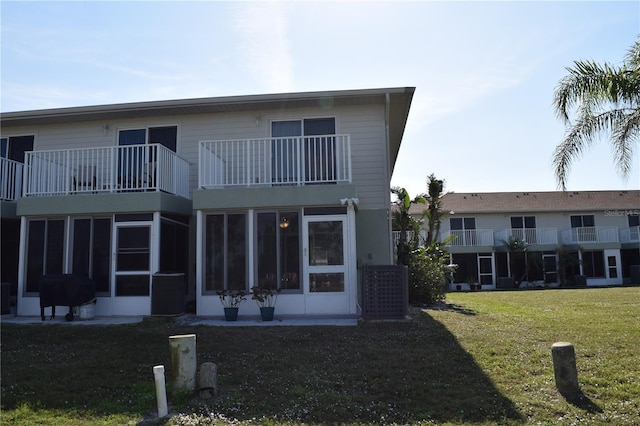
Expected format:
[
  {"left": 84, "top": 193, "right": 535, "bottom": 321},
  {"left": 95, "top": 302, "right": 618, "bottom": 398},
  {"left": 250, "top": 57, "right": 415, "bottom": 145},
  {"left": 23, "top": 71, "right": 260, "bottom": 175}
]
[{"left": 39, "top": 274, "right": 96, "bottom": 321}]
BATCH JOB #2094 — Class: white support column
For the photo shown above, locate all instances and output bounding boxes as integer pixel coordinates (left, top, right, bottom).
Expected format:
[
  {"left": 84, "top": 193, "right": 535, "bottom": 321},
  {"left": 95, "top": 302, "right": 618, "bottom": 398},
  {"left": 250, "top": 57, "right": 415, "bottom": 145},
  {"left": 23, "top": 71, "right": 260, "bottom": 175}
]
[
  {"left": 64, "top": 216, "right": 71, "bottom": 273},
  {"left": 247, "top": 209, "right": 254, "bottom": 289},
  {"left": 152, "top": 212, "right": 161, "bottom": 274},
  {"left": 17, "top": 216, "right": 27, "bottom": 316},
  {"left": 195, "top": 210, "right": 203, "bottom": 316},
  {"left": 342, "top": 198, "right": 359, "bottom": 314}
]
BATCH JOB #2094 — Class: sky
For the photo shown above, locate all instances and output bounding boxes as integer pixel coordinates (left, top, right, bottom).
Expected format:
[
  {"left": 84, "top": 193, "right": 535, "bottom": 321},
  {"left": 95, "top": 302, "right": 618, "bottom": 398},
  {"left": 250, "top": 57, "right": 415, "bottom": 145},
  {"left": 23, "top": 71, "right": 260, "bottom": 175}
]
[{"left": 1, "top": 1, "right": 639, "bottom": 197}]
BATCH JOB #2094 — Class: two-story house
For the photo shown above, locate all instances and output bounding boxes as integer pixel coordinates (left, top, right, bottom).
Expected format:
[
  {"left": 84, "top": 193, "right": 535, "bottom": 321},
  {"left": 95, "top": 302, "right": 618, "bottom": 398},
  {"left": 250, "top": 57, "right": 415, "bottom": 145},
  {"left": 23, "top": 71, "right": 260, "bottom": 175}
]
[
  {"left": 403, "top": 191, "right": 639, "bottom": 289},
  {"left": 1, "top": 87, "right": 415, "bottom": 318}
]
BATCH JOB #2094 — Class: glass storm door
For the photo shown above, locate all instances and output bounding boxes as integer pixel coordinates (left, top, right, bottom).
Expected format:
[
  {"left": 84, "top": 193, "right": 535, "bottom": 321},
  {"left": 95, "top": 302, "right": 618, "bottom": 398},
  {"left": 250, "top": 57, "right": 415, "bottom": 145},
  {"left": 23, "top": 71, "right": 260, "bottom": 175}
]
[
  {"left": 303, "top": 216, "right": 349, "bottom": 314},
  {"left": 113, "top": 224, "right": 152, "bottom": 315}
]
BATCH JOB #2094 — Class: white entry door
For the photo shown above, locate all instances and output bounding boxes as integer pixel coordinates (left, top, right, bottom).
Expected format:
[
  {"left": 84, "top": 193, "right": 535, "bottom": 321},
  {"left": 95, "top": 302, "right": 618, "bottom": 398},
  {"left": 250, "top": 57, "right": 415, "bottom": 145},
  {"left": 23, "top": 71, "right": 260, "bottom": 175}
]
[{"left": 303, "top": 215, "right": 350, "bottom": 314}]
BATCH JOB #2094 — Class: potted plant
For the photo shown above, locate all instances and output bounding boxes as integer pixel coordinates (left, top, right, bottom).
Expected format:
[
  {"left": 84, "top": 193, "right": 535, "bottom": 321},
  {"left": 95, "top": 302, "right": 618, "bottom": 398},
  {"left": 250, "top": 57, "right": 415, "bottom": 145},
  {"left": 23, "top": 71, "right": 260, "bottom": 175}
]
[
  {"left": 217, "top": 289, "right": 246, "bottom": 321},
  {"left": 251, "top": 286, "right": 281, "bottom": 321},
  {"left": 466, "top": 276, "right": 478, "bottom": 291}
]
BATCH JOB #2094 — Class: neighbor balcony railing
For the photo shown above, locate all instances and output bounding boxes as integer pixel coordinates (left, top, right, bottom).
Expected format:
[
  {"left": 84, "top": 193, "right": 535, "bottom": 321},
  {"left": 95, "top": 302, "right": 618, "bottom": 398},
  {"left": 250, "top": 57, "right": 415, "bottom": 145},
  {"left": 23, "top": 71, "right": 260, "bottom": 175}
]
[
  {"left": 443, "top": 229, "right": 494, "bottom": 247},
  {"left": 392, "top": 230, "right": 427, "bottom": 248},
  {"left": 23, "top": 144, "right": 190, "bottom": 199},
  {"left": 199, "top": 135, "right": 351, "bottom": 188},
  {"left": 619, "top": 226, "right": 640, "bottom": 243},
  {"left": 561, "top": 226, "right": 619, "bottom": 244},
  {"left": 1, "top": 157, "right": 23, "bottom": 201},
  {"left": 495, "top": 227, "right": 558, "bottom": 245}
]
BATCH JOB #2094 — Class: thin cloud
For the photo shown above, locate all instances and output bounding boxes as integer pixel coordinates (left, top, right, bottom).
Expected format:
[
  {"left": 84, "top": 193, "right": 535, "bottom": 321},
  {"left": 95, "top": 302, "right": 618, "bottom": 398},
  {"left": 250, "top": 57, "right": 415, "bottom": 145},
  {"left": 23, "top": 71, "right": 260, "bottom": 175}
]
[
  {"left": 1, "top": 83, "right": 110, "bottom": 111},
  {"left": 231, "top": 2, "right": 294, "bottom": 93}
]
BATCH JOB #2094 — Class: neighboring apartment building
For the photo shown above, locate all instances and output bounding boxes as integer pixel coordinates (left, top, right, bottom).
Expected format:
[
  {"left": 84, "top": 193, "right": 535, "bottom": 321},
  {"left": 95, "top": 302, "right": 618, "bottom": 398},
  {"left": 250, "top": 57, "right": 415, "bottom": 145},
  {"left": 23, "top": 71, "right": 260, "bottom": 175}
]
[
  {"left": 408, "top": 191, "right": 640, "bottom": 289},
  {"left": 0, "top": 87, "right": 415, "bottom": 318}
]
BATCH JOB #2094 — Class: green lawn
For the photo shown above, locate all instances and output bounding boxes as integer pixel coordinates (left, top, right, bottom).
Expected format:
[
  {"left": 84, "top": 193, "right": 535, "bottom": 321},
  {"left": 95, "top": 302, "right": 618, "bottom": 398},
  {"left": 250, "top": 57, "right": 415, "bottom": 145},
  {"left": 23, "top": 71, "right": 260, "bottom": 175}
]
[{"left": 1, "top": 287, "right": 639, "bottom": 425}]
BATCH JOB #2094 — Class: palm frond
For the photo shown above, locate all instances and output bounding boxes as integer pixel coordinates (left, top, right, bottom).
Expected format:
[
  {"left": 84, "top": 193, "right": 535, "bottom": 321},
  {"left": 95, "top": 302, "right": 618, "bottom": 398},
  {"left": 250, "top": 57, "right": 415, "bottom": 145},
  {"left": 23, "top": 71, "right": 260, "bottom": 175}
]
[
  {"left": 553, "top": 107, "right": 637, "bottom": 189},
  {"left": 612, "top": 108, "right": 640, "bottom": 177},
  {"left": 553, "top": 39, "right": 640, "bottom": 189}
]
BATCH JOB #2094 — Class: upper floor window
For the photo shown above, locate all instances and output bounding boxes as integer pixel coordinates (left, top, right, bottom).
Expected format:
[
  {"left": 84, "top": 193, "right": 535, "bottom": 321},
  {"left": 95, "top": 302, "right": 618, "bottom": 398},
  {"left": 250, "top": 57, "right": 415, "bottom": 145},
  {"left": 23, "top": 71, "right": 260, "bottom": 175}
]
[
  {"left": 511, "top": 216, "right": 536, "bottom": 243},
  {"left": 629, "top": 214, "right": 640, "bottom": 227},
  {"left": 117, "top": 126, "right": 177, "bottom": 188},
  {"left": 450, "top": 217, "right": 475, "bottom": 230},
  {"left": 570, "top": 215, "right": 594, "bottom": 228},
  {"left": 118, "top": 126, "right": 177, "bottom": 152},
  {"left": 571, "top": 214, "right": 596, "bottom": 242},
  {"left": 511, "top": 216, "right": 536, "bottom": 229},
  {"left": 271, "top": 118, "right": 336, "bottom": 184},
  {"left": 1, "top": 135, "right": 35, "bottom": 163}
]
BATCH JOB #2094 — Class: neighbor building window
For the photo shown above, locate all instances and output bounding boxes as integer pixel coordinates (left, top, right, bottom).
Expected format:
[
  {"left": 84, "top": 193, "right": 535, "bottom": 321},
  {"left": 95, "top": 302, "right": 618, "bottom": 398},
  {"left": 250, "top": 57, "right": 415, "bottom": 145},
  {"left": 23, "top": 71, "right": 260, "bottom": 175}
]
[
  {"left": 582, "top": 250, "right": 605, "bottom": 278},
  {"left": 570, "top": 215, "right": 596, "bottom": 242},
  {"left": 511, "top": 216, "right": 536, "bottom": 243}
]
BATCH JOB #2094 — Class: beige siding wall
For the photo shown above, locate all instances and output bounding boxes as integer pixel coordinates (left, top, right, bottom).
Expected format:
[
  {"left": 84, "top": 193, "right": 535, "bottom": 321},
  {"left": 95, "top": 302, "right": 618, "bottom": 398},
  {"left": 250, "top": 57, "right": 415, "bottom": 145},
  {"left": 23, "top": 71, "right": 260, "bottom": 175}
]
[{"left": 10, "top": 103, "right": 390, "bottom": 209}]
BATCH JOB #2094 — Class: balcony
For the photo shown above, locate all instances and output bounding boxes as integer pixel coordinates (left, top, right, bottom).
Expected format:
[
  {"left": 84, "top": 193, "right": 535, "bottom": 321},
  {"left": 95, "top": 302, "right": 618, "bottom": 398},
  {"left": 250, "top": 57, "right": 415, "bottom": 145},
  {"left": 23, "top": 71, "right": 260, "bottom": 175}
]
[
  {"left": 23, "top": 144, "right": 190, "bottom": 199},
  {"left": 199, "top": 135, "right": 351, "bottom": 188},
  {"left": 495, "top": 228, "right": 558, "bottom": 245},
  {"left": 443, "top": 229, "right": 494, "bottom": 247},
  {"left": 561, "top": 226, "right": 619, "bottom": 244},
  {"left": 619, "top": 226, "right": 640, "bottom": 243},
  {"left": 1, "top": 157, "right": 23, "bottom": 201}
]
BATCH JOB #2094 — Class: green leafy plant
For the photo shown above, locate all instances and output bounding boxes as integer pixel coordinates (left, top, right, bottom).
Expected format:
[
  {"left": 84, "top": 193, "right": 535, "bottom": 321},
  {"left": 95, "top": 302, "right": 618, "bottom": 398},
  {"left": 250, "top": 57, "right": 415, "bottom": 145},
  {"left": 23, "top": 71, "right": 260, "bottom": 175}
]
[
  {"left": 250, "top": 286, "right": 281, "bottom": 308},
  {"left": 217, "top": 289, "right": 247, "bottom": 308},
  {"left": 407, "top": 247, "right": 447, "bottom": 305}
]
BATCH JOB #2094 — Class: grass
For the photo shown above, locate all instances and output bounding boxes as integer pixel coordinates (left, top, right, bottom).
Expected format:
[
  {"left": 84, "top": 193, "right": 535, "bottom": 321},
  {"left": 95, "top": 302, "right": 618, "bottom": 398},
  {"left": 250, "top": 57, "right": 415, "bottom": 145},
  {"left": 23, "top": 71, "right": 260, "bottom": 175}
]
[{"left": 1, "top": 287, "right": 639, "bottom": 425}]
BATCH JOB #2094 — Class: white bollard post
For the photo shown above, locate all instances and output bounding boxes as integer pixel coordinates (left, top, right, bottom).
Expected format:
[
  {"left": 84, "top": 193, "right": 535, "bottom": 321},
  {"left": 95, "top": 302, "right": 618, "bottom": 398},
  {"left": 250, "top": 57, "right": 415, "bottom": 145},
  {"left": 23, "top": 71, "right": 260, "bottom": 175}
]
[
  {"left": 169, "top": 334, "right": 197, "bottom": 392},
  {"left": 153, "top": 365, "right": 169, "bottom": 418}
]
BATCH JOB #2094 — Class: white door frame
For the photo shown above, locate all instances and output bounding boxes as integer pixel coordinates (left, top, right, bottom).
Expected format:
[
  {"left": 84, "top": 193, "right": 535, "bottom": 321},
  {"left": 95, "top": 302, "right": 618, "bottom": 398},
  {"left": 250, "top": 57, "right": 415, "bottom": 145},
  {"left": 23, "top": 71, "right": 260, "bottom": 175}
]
[
  {"left": 302, "top": 212, "right": 356, "bottom": 315},
  {"left": 111, "top": 215, "right": 157, "bottom": 316}
]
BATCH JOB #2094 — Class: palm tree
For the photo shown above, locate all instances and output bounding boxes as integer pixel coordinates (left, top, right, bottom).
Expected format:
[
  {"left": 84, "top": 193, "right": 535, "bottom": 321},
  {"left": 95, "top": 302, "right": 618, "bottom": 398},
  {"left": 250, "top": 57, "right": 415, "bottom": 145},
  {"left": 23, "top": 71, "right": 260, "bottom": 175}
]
[
  {"left": 424, "top": 174, "right": 445, "bottom": 246},
  {"left": 391, "top": 187, "right": 425, "bottom": 265},
  {"left": 553, "top": 37, "right": 639, "bottom": 190}
]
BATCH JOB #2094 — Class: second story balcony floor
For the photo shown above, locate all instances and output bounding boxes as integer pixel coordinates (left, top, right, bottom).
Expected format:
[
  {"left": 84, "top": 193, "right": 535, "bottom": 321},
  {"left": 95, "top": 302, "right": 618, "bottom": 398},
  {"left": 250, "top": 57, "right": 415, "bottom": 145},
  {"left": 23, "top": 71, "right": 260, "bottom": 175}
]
[
  {"left": 22, "top": 144, "right": 190, "bottom": 199},
  {"left": 199, "top": 135, "right": 351, "bottom": 188}
]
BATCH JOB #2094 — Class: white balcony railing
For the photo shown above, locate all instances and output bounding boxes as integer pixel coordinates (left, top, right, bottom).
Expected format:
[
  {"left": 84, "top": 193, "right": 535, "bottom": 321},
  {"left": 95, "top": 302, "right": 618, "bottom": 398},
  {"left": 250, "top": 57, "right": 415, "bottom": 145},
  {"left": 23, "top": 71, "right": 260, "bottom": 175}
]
[
  {"left": 443, "top": 229, "right": 494, "bottom": 247},
  {"left": 561, "top": 226, "right": 619, "bottom": 244},
  {"left": 392, "top": 230, "right": 427, "bottom": 248},
  {"left": 495, "top": 228, "right": 558, "bottom": 245},
  {"left": 1, "top": 157, "right": 23, "bottom": 201},
  {"left": 23, "top": 144, "right": 190, "bottom": 199},
  {"left": 199, "top": 135, "right": 351, "bottom": 188},
  {"left": 619, "top": 226, "right": 640, "bottom": 243}
]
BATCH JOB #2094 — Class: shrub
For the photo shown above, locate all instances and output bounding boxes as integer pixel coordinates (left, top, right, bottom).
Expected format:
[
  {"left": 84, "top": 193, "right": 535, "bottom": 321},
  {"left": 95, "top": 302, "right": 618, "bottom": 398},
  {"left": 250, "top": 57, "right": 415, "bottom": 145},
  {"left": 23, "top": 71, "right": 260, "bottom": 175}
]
[{"left": 407, "top": 247, "right": 447, "bottom": 305}]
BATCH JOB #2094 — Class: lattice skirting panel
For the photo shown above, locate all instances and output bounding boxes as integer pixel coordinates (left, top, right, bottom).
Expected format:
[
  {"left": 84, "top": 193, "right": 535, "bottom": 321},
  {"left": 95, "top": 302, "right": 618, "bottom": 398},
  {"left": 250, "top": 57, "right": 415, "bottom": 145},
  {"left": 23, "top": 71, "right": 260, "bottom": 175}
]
[{"left": 362, "top": 265, "right": 408, "bottom": 320}]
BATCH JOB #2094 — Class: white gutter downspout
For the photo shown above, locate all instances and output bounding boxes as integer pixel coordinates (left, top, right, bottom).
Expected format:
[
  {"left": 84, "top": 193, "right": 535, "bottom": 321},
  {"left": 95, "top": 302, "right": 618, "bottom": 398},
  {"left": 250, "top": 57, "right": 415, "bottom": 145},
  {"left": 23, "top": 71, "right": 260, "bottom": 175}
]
[{"left": 384, "top": 92, "right": 393, "bottom": 264}]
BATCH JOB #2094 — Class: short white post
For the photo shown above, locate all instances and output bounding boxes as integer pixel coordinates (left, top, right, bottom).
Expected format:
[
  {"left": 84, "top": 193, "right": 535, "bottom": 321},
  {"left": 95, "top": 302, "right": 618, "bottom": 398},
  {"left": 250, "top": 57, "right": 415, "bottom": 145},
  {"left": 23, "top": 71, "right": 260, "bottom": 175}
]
[
  {"left": 153, "top": 365, "right": 169, "bottom": 418},
  {"left": 169, "top": 334, "right": 197, "bottom": 392}
]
